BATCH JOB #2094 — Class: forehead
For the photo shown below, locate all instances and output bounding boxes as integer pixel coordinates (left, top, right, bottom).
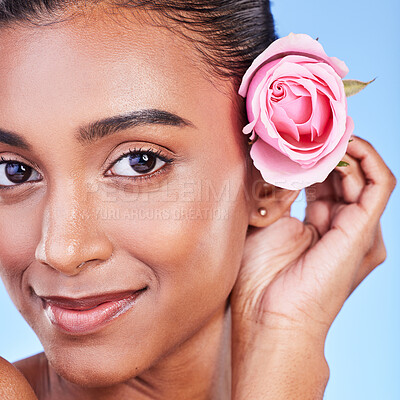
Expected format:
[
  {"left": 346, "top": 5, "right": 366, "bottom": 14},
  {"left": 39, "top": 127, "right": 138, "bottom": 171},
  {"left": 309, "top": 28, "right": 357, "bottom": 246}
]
[{"left": 0, "top": 8, "right": 216, "bottom": 137}]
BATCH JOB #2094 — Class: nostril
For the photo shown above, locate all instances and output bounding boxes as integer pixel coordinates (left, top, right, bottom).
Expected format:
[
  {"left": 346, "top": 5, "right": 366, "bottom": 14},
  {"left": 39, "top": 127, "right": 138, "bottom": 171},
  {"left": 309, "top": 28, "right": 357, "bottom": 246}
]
[
  {"left": 76, "top": 259, "right": 98, "bottom": 269},
  {"left": 35, "top": 218, "right": 113, "bottom": 275}
]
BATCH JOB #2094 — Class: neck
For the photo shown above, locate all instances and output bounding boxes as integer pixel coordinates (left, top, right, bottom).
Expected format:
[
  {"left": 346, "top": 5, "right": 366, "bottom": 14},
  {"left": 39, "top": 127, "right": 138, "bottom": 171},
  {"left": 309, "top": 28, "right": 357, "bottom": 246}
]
[{"left": 47, "top": 302, "right": 232, "bottom": 400}]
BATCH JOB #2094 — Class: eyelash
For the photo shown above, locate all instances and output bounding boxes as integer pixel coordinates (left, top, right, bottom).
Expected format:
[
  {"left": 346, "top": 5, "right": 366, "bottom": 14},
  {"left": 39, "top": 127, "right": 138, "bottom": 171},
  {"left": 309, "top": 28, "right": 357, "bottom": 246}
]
[
  {"left": 0, "top": 156, "right": 43, "bottom": 191},
  {"left": 104, "top": 146, "right": 175, "bottom": 182},
  {"left": 109, "top": 147, "right": 173, "bottom": 167},
  {"left": 0, "top": 147, "right": 175, "bottom": 191}
]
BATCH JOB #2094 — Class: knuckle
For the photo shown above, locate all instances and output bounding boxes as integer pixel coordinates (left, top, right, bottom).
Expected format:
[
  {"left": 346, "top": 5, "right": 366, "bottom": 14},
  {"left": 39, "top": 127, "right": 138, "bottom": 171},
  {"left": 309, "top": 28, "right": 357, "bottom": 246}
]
[
  {"left": 383, "top": 168, "right": 397, "bottom": 190},
  {"left": 376, "top": 245, "right": 388, "bottom": 266},
  {"left": 389, "top": 171, "right": 397, "bottom": 190},
  {"left": 359, "top": 137, "right": 374, "bottom": 151}
]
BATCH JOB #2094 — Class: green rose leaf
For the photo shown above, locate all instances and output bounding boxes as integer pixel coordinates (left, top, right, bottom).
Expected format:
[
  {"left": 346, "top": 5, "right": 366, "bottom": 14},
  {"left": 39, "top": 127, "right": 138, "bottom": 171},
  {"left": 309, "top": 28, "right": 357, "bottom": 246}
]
[
  {"left": 343, "top": 78, "right": 376, "bottom": 97},
  {"left": 337, "top": 161, "right": 350, "bottom": 167}
]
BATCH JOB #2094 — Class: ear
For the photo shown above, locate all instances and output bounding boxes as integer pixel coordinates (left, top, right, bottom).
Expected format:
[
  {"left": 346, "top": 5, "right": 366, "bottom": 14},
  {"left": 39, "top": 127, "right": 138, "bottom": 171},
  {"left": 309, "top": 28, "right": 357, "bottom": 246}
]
[{"left": 248, "top": 175, "right": 301, "bottom": 228}]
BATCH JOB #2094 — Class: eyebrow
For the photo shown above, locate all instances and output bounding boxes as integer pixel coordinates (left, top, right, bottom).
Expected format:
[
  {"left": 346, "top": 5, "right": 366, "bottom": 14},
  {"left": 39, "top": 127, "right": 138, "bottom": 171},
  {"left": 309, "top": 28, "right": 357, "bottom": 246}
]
[
  {"left": 0, "top": 128, "right": 31, "bottom": 150},
  {"left": 77, "top": 109, "right": 195, "bottom": 145},
  {"left": 0, "top": 109, "right": 195, "bottom": 150}
]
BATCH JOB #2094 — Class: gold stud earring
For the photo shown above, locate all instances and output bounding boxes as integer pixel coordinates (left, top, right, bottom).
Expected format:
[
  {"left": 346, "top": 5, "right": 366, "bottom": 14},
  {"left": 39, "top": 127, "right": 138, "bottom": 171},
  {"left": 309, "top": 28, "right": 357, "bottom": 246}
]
[{"left": 258, "top": 207, "right": 267, "bottom": 217}]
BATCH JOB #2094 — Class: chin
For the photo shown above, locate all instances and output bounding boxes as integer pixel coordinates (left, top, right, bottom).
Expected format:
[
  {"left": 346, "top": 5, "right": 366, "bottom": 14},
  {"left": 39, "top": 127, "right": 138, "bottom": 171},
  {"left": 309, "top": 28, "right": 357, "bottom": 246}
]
[{"left": 44, "top": 346, "right": 145, "bottom": 388}]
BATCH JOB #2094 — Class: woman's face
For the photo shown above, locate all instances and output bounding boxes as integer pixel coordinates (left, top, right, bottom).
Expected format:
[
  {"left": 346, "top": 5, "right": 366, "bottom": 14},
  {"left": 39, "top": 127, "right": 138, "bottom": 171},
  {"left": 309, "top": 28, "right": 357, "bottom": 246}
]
[{"left": 0, "top": 9, "right": 252, "bottom": 386}]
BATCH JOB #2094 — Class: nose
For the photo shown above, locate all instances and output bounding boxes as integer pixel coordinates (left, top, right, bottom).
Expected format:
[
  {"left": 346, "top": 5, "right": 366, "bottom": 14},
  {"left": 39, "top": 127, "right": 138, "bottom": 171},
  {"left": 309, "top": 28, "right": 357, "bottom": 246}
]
[{"left": 35, "top": 182, "right": 113, "bottom": 276}]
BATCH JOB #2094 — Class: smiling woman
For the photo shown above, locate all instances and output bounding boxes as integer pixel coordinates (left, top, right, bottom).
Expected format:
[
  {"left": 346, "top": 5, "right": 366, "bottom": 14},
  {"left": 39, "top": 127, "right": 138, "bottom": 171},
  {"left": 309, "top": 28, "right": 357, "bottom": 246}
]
[
  {"left": 0, "top": 1, "right": 396, "bottom": 400},
  {"left": 0, "top": 2, "right": 267, "bottom": 398}
]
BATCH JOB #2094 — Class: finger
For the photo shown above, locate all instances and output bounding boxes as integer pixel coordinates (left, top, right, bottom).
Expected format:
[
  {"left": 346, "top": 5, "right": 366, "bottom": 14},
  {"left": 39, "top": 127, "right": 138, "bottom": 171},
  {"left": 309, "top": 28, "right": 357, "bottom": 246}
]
[
  {"left": 345, "top": 136, "right": 397, "bottom": 219},
  {"left": 304, "top": 172, "right": 338, "bottom": 237},
  {"left": 333, "top": 152, "right": 366, "bottom": 203},
  {"left": 303, "top": 221, "right": 321, "bottom": 248},
  {"left": 304, "top": 198, "right": 332, "bottom": 237},
  {"left": 304, "top": 168, "right": 348, "bottom": 233},
  {"left": 305, "top": 150, "right": 365, "bottom": 204},
  {"left": 305, "top": 172, "right": 337, "bottom": 203}
]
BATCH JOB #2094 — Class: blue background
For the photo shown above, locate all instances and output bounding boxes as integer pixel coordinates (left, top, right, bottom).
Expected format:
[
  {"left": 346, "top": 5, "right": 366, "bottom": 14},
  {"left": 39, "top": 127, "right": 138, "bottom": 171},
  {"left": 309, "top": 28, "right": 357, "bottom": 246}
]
[
  {"left": 273, "top": 1, "right": 400, "bottom": 399},
  {"left": 0, "top": 1, "right": 399, "bottom": 398}
]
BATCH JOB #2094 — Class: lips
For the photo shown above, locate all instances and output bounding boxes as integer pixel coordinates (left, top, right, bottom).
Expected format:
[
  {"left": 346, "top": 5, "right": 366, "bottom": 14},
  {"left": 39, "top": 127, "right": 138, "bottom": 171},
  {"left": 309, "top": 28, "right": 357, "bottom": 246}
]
[{"left": 40, "top": 288, "right": 147, "bottom": 335}]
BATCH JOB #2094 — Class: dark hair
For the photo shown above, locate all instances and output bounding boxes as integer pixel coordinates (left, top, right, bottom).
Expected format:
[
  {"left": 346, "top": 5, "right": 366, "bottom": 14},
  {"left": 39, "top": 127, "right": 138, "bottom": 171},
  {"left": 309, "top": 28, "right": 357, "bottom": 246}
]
[{"left": 0, "top": 0, "right": 277, "bottom": 87}]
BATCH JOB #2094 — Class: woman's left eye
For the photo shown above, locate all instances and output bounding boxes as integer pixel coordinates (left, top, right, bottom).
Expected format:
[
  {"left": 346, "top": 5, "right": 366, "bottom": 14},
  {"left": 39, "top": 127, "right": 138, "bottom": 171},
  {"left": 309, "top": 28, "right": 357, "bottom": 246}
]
[{"left": 106, "top": 151, "right": 168, "bottom": 178}]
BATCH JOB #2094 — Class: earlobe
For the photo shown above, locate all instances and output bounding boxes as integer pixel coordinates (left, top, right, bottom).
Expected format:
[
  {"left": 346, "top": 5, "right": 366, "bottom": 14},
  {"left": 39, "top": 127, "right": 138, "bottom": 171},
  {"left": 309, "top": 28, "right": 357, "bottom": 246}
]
[{"left": 248, "top": 181, "right": 300, "bottom": 228}]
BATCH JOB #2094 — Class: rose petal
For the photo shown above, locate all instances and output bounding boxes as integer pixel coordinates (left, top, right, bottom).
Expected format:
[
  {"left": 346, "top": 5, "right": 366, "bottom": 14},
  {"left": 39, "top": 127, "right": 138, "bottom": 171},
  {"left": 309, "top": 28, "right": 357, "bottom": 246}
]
[
  {"left": 244, "top": 60, "right": 282, "bottom": 134},
  {"left": 305, "top": 63, "right": 343, "bottom": 101},
  {"left": 280, "top": 93, "right": 312, "bottom": 124},
  {"left": 289, "top": 82, "right": 314, "bottom": 97},
  {"left": 281, "top": 93, "right": 346, "bottom": 165},
  {"left": 310, "top": 92, "right": 332, "bottom": 135},
  {"left": 295, "top": 101, "right": 348, "bottom": 168},
  {"left": 250, "top": 116, "right": 354, "bottom": 190},
  {"left": 269, "top": 105, "right": 300, "bottom": 141},
  {"left": 238, "top": 33, "right": 349, "bottom": 97},
  {"left": 269, "top": 59, "right": 318, "bottom": 82},
  {"left": 279, "top": 131, "right": 324, "bottom": 152}
]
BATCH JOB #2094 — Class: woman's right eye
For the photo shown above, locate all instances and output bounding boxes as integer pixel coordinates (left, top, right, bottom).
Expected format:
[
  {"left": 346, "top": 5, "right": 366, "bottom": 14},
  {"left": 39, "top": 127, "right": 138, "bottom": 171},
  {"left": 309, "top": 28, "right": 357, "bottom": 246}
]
[{"left": 0, "top": 160, "right": 42, "bottom": 187}]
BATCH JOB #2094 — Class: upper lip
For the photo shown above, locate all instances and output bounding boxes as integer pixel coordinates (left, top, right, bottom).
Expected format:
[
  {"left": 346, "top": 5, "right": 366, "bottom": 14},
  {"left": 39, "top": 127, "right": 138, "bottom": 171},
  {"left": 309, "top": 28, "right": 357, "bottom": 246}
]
[{"left": 39, "top": 288, "right": 147, "bottom": 310}]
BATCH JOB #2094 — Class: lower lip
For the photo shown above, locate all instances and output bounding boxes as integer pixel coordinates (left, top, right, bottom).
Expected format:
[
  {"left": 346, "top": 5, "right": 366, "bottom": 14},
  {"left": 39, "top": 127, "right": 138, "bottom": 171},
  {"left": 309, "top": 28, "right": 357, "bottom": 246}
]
[{"left": 43, "top": 291, "right": 144, "bottom": 335}]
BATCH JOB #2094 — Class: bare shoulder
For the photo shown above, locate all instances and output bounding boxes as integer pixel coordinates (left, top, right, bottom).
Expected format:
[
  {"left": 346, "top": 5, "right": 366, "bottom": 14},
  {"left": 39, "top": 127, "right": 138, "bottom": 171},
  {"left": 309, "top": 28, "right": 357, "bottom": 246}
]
[
  {"left": 13, "top": 352, "right": 48, "bottom": 393},
  {"left": 0, "top": 356, "right": 38, "bottom": 399}
]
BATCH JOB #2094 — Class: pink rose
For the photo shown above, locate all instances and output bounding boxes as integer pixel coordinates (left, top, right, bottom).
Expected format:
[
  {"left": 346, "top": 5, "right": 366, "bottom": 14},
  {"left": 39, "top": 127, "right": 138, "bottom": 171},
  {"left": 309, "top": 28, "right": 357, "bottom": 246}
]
[{"left": 238, "top": 33, "right": 354, "bottom": 190}]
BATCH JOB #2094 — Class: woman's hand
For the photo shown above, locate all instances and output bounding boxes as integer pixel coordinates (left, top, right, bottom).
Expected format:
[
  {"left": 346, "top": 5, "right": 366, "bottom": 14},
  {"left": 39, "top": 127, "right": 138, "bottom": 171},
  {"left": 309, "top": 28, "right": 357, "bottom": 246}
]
[{"left": 230, "top": 136, "right": 396, "bottom": 399}]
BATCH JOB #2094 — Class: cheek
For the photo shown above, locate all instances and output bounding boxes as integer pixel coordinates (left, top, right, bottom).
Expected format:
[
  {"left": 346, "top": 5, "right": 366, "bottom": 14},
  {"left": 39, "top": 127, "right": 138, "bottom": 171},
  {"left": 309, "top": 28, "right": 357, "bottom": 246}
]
[
  {"left": 0, "top": 194, "right": 43, "bottom": 301},
  {"left": 98, "top": 111, "right": 251, "bottom": 326},
  {"left": 101, "top": 163, "right": 249, "bottom": 321}
]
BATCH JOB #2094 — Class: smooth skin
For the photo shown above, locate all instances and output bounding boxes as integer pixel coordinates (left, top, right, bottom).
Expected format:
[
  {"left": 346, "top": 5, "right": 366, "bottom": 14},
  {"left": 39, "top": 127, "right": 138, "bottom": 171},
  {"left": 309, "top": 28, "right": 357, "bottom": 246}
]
[
  {"left": 0, "top": 357, "right": 37, "bottom": 400},
  {"left": 0, "top": 5, "right": 396, "bottom": 400},
  {"left": 0, "top": 7, "right": 260, "bottom": 399}
]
